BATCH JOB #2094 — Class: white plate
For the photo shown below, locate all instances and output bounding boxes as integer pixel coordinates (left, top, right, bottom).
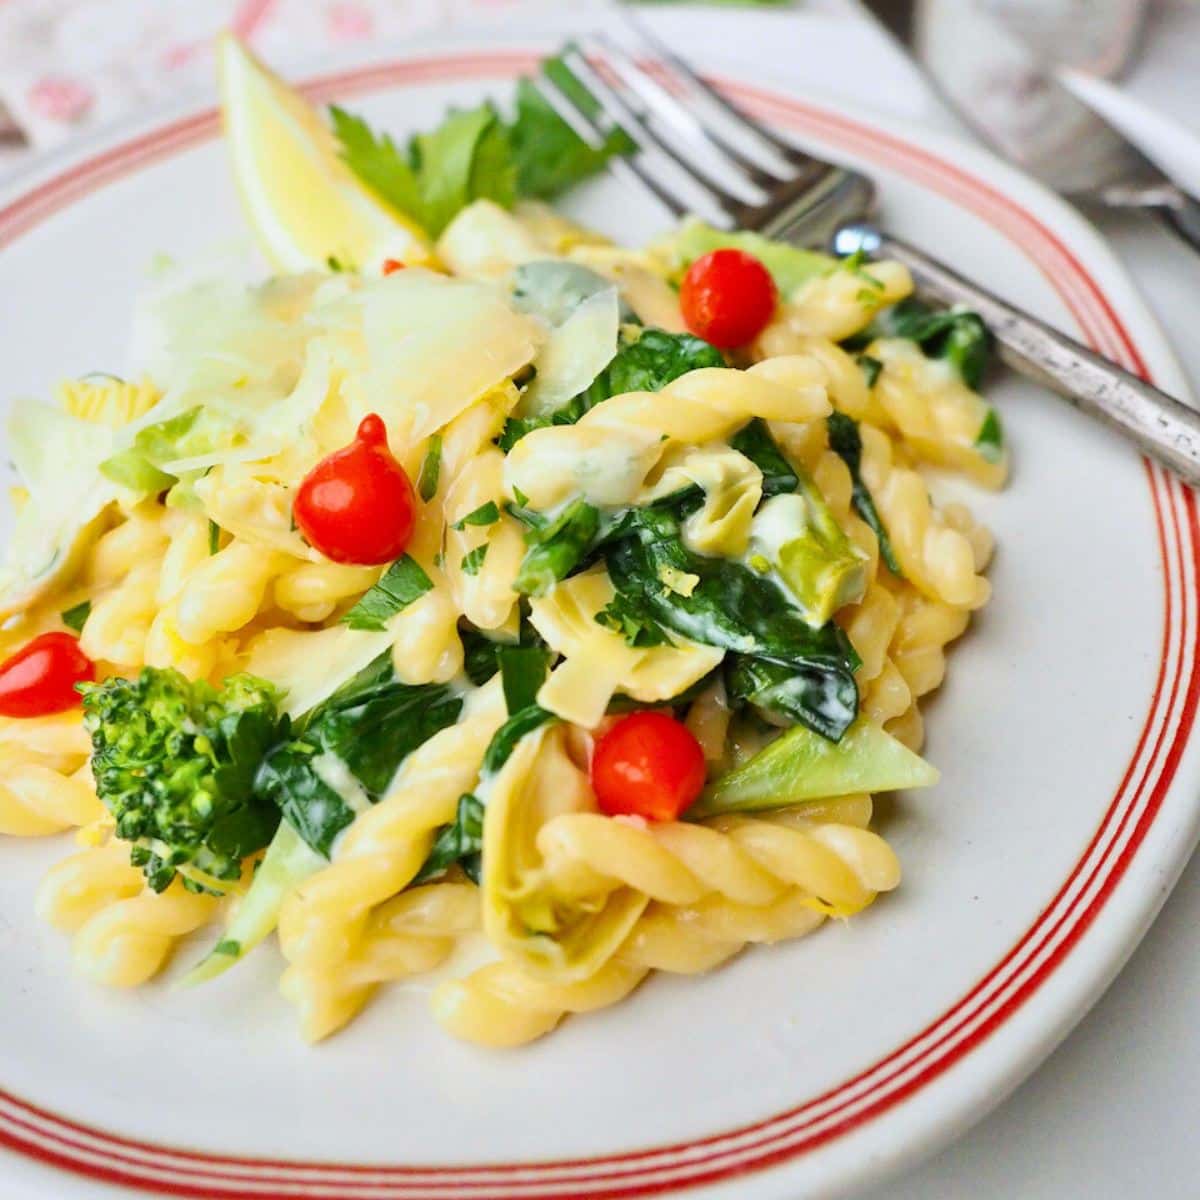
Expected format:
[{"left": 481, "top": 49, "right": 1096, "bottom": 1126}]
[{"left": 0, "top": 44, "right": 1197, "bottom": 1200}]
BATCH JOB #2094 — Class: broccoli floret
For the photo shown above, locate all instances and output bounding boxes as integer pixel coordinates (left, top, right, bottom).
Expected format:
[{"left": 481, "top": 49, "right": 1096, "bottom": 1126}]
[{"left": 81, "top": 667, "right": 285, "bottom": 894}]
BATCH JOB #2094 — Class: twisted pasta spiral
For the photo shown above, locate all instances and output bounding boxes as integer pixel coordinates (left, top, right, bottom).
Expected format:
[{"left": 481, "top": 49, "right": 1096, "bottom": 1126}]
[
  {"left": 280, "top": 881, "right": 479, "bottom": 1041},
  {"left": 504, "top": 356, "right": 830, "bottom": 512},
  {"left": 37, "top": 841, "right": 219, "bottom": 986},
  {"left": 433, "top": 799, "right": 895, "bottom": 1047},
  {"left": 0, "top": 761, "right": 102, "bottom": 836},
  {"left": 277, "top": 682, "right": 507, "bottom": 1040},
  {"left": 868, "top": 337, "right": 1007, "bottom": 488},
  {"left": 777, "top": 260, "right": 913, "bottom": 342}
]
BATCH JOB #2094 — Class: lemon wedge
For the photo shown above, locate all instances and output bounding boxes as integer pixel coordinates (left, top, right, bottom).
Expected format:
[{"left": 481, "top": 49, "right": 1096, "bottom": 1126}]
[{"left": 217, "top": 34, "right": 433, "bottom": 272}]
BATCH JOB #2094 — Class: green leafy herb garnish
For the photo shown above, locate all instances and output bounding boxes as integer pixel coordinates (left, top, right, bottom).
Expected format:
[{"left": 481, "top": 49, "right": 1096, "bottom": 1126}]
[
  {"left": 417, "top": 434, "right": 442, "bottom": 502},
  {"left": 60, "top": 600, "right": 91, "bottom": 633},
  {"left": 341, "top": 555, "right": 433, "bottom": 631},
  {"left": 330, "top": 53, "right": 634, "bottom": 241},
  {"left": 826, "top": 412, "right": 902, "bottom": 577},
  {"left": 413, "top": 793, "right": 485, "bottom": 886},
  {"left": 461, "top": 545, "right": 488, "bottom": 576},
  {"left": 497, "top": 645, "right": 551, "bottom": 715},
  {"left": 452, "top": 501, "right": 500, "bottom": 531},
  {"left": 975, "top": 408, "right": 1005, "bottom": 463}
]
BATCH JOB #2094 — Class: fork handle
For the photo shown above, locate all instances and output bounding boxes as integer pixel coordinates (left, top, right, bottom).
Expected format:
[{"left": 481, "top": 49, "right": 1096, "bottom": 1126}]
[{"left": 847, "top": 226, "right": 1200, "bottom": 488}]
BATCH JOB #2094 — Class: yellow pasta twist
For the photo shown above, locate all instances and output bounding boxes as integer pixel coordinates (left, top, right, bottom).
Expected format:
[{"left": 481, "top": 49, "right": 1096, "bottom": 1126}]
[
  {"left": 277, "top": 684, "right": 507, "bottom": 1040},
  {"left": 774, "top": 260, "right": 913, "bottom": 342},
  {"left": 280, "top": 882, "right": 479, "bottom": 1040},
  {"left": 504, "top": 356, "right": 830, "bottom": 512},
  {"left": 433, "top": 800, "right": 895, "bottom": 1046},
  {"left": 37, "top": 841, "right": 219, "bottom": 985},
  {"left": 443, "top": 447, "right": 526, "bottom": 633},
  {"left": 868, "top": 337, "right": 1008, "bottom": 488},
  {"left": 0, "top": 711, "right": 91, "bottom": 773},
  {"left": 273, "top": 561, "right": 381, "bottom": 624},
  {"left": 0, "top": 760, "right": 103, "bottom": 836}
]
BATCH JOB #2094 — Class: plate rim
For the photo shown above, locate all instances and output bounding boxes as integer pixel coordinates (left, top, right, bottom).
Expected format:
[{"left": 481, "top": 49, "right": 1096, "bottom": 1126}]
[{"left": 0, "top": 45, "right": 1196, "bottom": 1200}]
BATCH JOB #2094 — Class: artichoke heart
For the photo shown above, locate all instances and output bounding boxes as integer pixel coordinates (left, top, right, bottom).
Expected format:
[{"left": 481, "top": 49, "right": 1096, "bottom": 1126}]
[{"left": 481, "top": 721, "right": 646, "bottom": 983}]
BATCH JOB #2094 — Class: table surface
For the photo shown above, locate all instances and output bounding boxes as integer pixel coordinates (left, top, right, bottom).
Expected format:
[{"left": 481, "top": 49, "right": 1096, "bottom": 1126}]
[{"left": 1, "top": 3, "right": 1197, "bottom": 1197}]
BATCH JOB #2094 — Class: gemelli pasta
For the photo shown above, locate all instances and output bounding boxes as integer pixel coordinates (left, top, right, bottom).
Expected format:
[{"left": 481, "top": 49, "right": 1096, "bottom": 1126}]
[{"left": 0, "top": 41, "right": 1006, "bottom": 1048}]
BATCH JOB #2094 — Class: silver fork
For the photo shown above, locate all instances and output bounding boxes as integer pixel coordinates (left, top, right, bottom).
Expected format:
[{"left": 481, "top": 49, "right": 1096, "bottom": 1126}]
[{"left": 531, "top": 32, "right": 1200, "bottom": 489}]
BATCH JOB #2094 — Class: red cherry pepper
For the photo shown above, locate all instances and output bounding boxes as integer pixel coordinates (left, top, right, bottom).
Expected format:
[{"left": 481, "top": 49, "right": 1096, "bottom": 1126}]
[
  {"left": 293, "top": 414, "right": 417, "bottom": 565},
  {"left": 0, "top": 632, "right": 95, "bottom": 718}
]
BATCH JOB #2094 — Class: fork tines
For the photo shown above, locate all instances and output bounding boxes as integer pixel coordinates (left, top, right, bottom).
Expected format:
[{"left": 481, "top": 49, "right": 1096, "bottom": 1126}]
[{"left": 530, "top": 29, "right": 866, "bottom": 243}]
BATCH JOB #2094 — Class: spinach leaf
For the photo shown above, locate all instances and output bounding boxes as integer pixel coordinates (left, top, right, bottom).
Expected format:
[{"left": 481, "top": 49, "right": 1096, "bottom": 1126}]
[
  {"left": 208, "top": 519, "right": 221, "bottom": 555},
  {"left": 412, "top": 793, "right": 485, "bottom": 886},
  {"left": 729, "top": 418, "right": 799, "bottom": 499},
  {"left": 462, "top": 629, "right": 502, "bottom": 686},
  {"left": 413, "top": 677, "right": 556, "bottom": 887},
  {"left": 826, "top": 412, "right": 903, "bottom": 577},
  {"left": 513, "top": 498, "right": 601, "bottom": 595},
  {"left": 497, "top": 645, "right": 551, "bottom": 715},
  {"left": 341, "top": 555, "right": 433, "bottom": 631},
  {"left": 858, "top": 354, "right": 883, "bottom": 388},
  {"left": 725, "top": 656, "right": 858, "bottom": 732},
  {"left": 254, "top": 654, "right": 462, "bottom": 857},
  {"left": 460, "top": 618, "right": 547, "bottom": 687},
  {"left": 605, "top": 506, "right": 860, "bottom": 740},
  {"left": 484, "top": 705, "right": 556, "bottom": 774},
  {"left": 860, "top": 297, "right": 992, "bottom": 389}
]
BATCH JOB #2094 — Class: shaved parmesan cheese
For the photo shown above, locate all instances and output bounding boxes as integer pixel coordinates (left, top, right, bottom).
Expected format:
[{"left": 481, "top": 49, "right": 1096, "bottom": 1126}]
[
  {"left": 347, "top": 268, "right": 540, "bottom": 445},
  {"left": 517, "top": 287, "right": 619, "bottom": 418}
]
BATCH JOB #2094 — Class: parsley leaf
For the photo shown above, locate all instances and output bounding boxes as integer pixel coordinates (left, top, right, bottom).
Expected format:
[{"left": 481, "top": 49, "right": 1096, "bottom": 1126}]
[
  {"left": 332, "top": 103, "right": 514, "bottom": 238},
  {"left": 452, "top": 501, "right": 500, "bottom": 531},
  {"left": 461, "top": 545, "right": 489, "bottom": 576},
  {"left": 60, "top": 600, "right": 91, "bottom": 633},
  {"left": 340, "top": 556, "right": 433, "bottom": 631},
  {"left": 417, "top": 435, "right": 442, "bottom": 502},
  {"left": 509, "top": 60, "right": 635, "bottom": 200},
  {"left": 975, "top": 408, "right": 1004, "bottom": 463}
]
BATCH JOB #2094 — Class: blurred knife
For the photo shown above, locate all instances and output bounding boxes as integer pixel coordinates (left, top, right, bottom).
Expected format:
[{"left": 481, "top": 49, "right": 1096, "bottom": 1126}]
[{"left": 861, "top": 0, "right": 1200, "bottom": 253}]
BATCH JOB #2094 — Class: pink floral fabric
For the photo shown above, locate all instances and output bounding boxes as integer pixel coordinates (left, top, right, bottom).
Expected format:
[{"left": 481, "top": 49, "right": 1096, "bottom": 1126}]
[{"left": 0, "top": 0, "right": 578, "bottom": 150}]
